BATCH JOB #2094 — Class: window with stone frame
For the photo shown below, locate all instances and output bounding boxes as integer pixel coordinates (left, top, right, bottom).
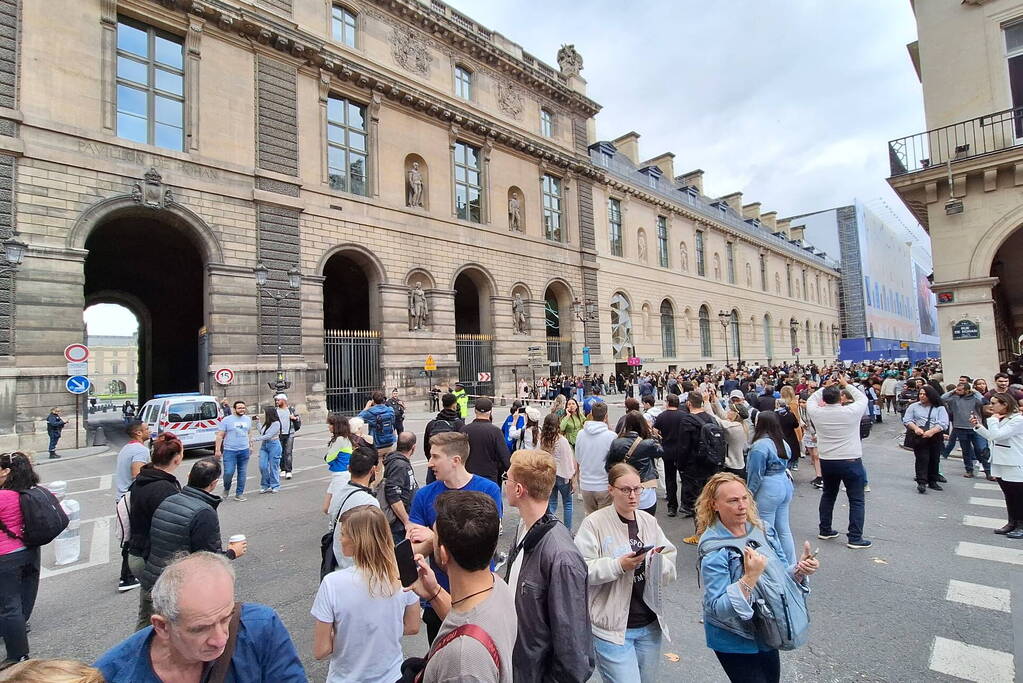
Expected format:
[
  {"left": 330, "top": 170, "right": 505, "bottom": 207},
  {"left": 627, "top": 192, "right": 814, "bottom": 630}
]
[
  {"left": 699, "top": 305, "right": 712, "bottom": 356},
  {"left": 331, "top": 4, "right": 358, "bottom": 48},
  {"left": 327, "top": 95, "right": 368, "bottom": 195},
  {"left": 660, "top": 300, "right": 676, "bottom": 357},
  {"left": 695, "top": 230, "right": 706, "bottom": 276},
  {"left": 542, "top": 174, "right": 563, "bottom": 241},
  {"left": 454, "top": 142, "right": 483, "bottom": 223},
  {"left": 657, "top": 216, "right": 669, "bottom": 268},
  {"left": 1006, "top": 21, "right": 1023, "bottom": 136},
  {"left": 540, "top": 108, "right": 554, "bottom": 138},
  {"left": 115, "top": 17, "right": 185, "bottom": 151},
  {"left": 455, "top": 65, "right": 473, "bottom": 100},
  {"left": 608, "top": 198, "right": 623, "bottom": 256},
  {"left": 725, "top": 241, "right": 735, "bottom": 283}
]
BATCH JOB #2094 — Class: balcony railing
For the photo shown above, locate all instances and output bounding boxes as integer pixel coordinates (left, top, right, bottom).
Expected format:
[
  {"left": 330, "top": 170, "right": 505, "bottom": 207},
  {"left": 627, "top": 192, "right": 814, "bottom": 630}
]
[{"left": 889, "top": 107, "right": 1023, "bottom": 176}]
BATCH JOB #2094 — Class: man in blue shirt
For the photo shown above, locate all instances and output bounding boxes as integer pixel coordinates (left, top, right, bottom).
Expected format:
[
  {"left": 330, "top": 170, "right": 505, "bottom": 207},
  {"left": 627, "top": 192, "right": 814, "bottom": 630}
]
[
  {"left": 407, "top": 431, "right": 502, "bottom": 644},
  {"left": 96, "top": 551, "right": 304, "bottom": 682},
  {"left": 359, "top": 390, "right": 397, "bottom": 455},
  {"left": 215, "top": 401, "right": 253, "bottom": 501}
]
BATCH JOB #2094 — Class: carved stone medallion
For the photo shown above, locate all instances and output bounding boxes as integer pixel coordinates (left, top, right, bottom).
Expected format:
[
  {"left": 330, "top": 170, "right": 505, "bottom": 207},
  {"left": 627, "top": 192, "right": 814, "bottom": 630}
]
[
  {"left": 131, "top": 167, "right": 174, "bottom": 210},
  {"left": 390, "top": 27, "right": 433, "bottom": 76},
  {"left": 497, "top": 82, "right": 524, "bottom": 120}
]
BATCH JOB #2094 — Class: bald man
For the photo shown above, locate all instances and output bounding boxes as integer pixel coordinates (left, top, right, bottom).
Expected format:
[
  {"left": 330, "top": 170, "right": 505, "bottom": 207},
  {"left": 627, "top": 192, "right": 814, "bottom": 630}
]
[{"left": 96, "top": 552, "right": 305, "bottom": 682}]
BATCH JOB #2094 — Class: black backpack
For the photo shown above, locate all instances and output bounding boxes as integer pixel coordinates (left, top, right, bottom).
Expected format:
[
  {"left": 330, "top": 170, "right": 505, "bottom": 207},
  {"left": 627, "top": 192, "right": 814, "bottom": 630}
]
[
  {"left": 427, "top": 417, "right": 459, "bottom": 441},
  {"left": 696, "top": 419, "right": 728, "bottom": 468},
  {"left": 0, "top": 486, "right": 70, "bottom": 547}
]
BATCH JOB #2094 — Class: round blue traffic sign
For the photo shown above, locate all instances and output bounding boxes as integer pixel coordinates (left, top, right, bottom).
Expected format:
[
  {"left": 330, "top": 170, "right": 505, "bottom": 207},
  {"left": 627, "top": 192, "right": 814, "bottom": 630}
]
[{"left": 66, "top": 376, "right": 91, "bottom": 395}]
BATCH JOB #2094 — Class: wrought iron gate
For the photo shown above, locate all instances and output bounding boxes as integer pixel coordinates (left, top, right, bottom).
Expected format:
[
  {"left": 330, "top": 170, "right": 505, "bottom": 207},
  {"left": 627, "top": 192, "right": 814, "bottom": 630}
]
[
  {"left": 546, "top": 336, "right": 573, "bottom": 377},
  {"left": 455, "top": 333, "right": 494, "bottom": 401},
  {"left": 325, "top": 329, "right": 381, "bottom": 415}
]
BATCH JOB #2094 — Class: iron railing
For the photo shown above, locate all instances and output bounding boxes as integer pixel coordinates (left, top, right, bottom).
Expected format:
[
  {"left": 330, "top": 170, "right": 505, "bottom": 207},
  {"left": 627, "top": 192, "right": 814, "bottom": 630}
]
[
  {"left": 889, "top": 107, "right": 1023, "bottom": 176},
  {"left": 455, "top": 333, "right": 494, "bottom": 402},
  {"left": 324, "top": 329, "right": 381, "bottom": 415},
  {"left": 546, "top": 336, "right": 573, "bottom": 377}
]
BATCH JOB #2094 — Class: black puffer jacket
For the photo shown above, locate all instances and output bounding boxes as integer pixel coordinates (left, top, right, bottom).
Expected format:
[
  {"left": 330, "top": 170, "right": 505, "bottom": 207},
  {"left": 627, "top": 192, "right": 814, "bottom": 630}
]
[
  {"left": 606, "top": 432, "right": 661, "bottom": 483},
  {"left": 127, "top": 466, "right": 181, "bottom": 559},
  {"left": 142, "top": 486, "right": 230, "bottom": 590}
]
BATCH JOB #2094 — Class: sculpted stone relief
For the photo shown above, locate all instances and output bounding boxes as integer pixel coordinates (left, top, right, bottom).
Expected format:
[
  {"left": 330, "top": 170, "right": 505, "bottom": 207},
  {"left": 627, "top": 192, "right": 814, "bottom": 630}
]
[
  {"left": 408, "top": 282, "right": 429, "bottom": 331},
  {"left": 557, "top": 44, "right": 583, "bottom": 77},
  {"left": 390, "top": 26, "right": 433, "bottom": 76},
  {"left": 497, "top": 82, "right": 524, "bottom": 120}
]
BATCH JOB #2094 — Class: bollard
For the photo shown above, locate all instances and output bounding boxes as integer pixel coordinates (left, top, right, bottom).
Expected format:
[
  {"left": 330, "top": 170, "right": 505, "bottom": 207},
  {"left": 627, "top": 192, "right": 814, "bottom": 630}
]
[{"left": 92, "top": 426, "right": 107, "bottom": 447}]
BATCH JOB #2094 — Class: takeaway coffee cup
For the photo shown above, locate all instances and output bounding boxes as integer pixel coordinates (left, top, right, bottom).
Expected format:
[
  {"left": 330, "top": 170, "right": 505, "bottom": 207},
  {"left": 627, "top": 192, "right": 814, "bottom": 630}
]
[{"left": 229, "top": 534, "right": 246, "bottom": 544}]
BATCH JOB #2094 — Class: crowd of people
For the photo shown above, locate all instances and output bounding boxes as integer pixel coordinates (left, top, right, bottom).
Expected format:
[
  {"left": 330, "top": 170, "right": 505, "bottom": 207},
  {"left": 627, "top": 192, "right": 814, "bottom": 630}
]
[{"left": 1, "top": 356, "right": 1022, "bottom": 682}]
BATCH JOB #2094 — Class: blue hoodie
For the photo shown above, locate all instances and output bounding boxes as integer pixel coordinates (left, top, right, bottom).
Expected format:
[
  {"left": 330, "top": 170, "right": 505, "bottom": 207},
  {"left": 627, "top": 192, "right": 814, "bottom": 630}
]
[{"left": 358, "top": 404, "right": 396, "bottom": 448}]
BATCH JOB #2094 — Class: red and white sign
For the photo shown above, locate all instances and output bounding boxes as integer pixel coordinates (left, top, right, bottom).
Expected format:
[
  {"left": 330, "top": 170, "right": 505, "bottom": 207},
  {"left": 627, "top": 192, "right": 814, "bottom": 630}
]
[
  {"left": 64, "top": 343, "right": 89, "bottom": 363},
  {"left": 214, "top": 368, "right": 235, "bottom": 385},
  {"left": 477, "top": 372, "right": 492, "bottom": 382}
]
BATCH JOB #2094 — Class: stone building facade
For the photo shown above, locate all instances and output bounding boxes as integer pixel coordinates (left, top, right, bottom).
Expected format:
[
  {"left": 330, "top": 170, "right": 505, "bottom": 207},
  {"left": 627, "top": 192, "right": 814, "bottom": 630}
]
[
  {"left": 0, "top": 0, "right": 840, "bottom": 452},
  {"left": 86, "top": 334, "right": 139, "bottom": 397}
]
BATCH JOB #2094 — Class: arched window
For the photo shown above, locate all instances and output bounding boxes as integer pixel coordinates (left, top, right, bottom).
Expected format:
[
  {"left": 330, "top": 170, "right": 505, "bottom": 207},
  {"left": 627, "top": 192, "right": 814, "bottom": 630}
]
[
  {"left": 730, "top": 309, "right": 741, "bottom": 361},
  {"left": 763, "top": 314, "right": 774, "bottom": 359},
  {"left": 819, "top": 323, "right": 826, "bottom": 356},
  {"left": 789, "top": 319, "right": 799, "bottom": 353},
  {"left": 610, "top": 292, "right": 634, "bottom": 359},
  {"left": 660, "top": 300, "right": 676, "bottom": 358},
  {"left": 699, "top": 306, "right": 712, "bottom": 357}
]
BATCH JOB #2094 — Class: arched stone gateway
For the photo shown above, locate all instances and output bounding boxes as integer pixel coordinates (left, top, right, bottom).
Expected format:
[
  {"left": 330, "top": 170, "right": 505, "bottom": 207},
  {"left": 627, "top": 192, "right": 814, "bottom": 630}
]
[
  {"left": 544, "top": 279, "right": 574, "bottom": 376},
  {"left": 452, "top": 265, "right": 496, "bottom": 400}
]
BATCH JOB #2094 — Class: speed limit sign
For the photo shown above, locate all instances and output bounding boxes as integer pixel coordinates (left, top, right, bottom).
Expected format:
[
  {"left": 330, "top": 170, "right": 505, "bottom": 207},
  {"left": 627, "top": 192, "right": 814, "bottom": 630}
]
[{"left": 214, "top": 368, "right": 235, "bottom": 385}]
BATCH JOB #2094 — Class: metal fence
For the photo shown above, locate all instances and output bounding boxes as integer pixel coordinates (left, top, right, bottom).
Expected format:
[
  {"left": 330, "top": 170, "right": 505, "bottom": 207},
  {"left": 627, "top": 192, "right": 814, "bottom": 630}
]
[
  {"left": 455, "top": 333, "right": 494, "bottom": 402},
  {"left": 324, "top": 329, "right": 381, "bottom": 415},
  {"left": 546, "top": 336, "right": 573, "bottom": 377},
  {"left": 889, "top": 107, "right": 1023, "bottom": 176}
]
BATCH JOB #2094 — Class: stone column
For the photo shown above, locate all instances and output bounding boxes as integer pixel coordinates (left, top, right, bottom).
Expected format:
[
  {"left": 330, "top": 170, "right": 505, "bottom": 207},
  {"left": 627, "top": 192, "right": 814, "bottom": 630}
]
[{"left": 934, "top": 276, "right": 1000, "bottom": 382}]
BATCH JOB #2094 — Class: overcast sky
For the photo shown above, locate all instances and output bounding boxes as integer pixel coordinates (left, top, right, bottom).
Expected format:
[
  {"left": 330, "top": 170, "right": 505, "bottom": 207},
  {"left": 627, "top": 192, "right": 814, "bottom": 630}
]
[{"left": 85, "top": 1, "right": 927, "bottom": 336}]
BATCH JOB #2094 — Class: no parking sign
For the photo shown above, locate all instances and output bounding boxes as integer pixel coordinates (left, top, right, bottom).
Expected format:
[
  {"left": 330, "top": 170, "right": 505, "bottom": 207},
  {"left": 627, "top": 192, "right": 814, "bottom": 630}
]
[{"left": 214, "top": 368, "right": 235, "bottom": 385}]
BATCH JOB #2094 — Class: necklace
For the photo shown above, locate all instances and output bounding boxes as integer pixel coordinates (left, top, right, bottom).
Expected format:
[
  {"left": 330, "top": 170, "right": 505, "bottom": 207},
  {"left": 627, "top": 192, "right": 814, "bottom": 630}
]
[{"left": 451, "top": 578, "right": 494, "bottom": 606}]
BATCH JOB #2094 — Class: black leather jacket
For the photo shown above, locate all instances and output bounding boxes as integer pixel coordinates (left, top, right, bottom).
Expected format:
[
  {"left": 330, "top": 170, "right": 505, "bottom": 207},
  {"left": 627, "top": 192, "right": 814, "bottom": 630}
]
[{"left": 606, "top": 433, "right": 661, "bottom": 483}]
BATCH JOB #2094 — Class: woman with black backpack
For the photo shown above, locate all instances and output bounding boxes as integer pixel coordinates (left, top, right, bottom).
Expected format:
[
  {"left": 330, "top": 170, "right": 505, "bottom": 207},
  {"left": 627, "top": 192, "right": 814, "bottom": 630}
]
[
  {"left": 606, "top": 410, "right": 662, "bottom": 515},
  {"left": 0, "top": 452, "right": 42, "bottom": 667}
]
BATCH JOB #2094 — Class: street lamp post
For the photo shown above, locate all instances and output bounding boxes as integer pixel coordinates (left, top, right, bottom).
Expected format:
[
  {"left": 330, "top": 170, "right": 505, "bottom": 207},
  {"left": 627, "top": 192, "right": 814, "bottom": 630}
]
[
  {"left": 0, "top": 231, "right": 27, "bottom": 276},
  {"left": 254, "top": 261, "right": 301, "bottom": 394},
  {"left": 790, "top": 320, "right": 801, "bottom": 365},
  {"left": 571, "top": 297, "right": 597, "bottom": 324},
  {"left": 718, "top": 310, "right": 731, "bottom": 367}
]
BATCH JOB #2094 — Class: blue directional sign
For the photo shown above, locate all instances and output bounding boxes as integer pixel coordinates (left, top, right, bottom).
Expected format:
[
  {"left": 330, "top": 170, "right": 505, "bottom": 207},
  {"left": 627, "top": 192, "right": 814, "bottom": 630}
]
[
  {"left": 66, "top": 376, "right": 91, "bottom": 395},
  {"left": 582, "top": 346, "right": 591, "bottom": 368}
]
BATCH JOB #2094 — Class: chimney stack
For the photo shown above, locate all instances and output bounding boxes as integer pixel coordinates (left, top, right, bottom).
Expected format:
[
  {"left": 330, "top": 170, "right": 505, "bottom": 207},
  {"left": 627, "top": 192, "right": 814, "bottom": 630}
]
[
  {"left": 742, "top": 203, "right": 762, "bottom": 221},
  {"left": 611, "top": 132, "right": 641, "bottom": 164},
  {"left": 760, "top": 211, "right": 777, "bottom": 230},
  {"left": 641, "top": 153, "right": 675, "bottom": 180},
  {"left": 775, "top": 218, "right": 791, "bottom": 237},
  {"left": 720, "top": 192, "right": 743, "bottom": 213},
  {"left": 677, "top": 169, "right": 704, "bottom": 194}
]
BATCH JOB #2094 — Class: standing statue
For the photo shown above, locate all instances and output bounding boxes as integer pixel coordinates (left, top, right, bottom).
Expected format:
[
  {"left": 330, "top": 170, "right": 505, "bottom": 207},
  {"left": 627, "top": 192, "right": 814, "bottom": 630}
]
[
  {"left": 508, "top": 192, "right": 522, "bottom": 231},
  {"left": 557, "top": 44, "right": 583, "bottom": 78},
  {"left": 680, "top": 243, "right": 689, "bottom": 272},
  {"left": 745, "top": 262, "right": 753, "bottom": 288},
  {"left": 407, "top": 161, "right": 424, "bottom": 208},
  {"left": 408, "top": 282, "right": 429, "bottom": 331},
  {"left": 512, "top": 293, "right": 529, "bottom": 334}
]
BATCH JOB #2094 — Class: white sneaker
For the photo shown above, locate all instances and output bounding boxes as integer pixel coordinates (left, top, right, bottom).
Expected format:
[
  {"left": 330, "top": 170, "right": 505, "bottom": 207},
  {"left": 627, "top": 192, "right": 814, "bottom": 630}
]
[
  {"left": 259, "top": 488, "right": 269, "bottom": 494},
  {"left": 864, "top": 485, "right": 871, "bottom": 492},
  {"left": 285, "top": 472, "right": 293, "bottom": 480}
]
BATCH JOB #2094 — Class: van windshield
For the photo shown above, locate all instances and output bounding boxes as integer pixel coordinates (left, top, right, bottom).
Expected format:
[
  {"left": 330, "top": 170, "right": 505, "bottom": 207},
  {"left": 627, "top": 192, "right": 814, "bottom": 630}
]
[{"left": 166, "top": 401, "right": 218, "bottom": 423}]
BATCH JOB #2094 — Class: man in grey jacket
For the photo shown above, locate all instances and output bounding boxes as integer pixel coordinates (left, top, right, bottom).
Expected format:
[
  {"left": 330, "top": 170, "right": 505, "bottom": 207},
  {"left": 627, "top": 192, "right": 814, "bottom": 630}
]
[
  {"left": 942, "top": 382, "right": 993, "bottom": 479},
  {"left": 503, "top": 449, "right": 594, "bottom": 682}
]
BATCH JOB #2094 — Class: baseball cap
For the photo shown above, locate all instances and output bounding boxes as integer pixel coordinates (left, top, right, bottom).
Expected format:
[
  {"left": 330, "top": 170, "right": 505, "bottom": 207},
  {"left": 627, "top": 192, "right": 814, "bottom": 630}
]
[
  {"left": 729, "top": 390, "right": 745, "bottom": 400},
  {"left": 474, "top": 397, "right": 493, "bottom": 413},
  {"left": 273, "top": 393, "right": 288, "bottom": 401}
]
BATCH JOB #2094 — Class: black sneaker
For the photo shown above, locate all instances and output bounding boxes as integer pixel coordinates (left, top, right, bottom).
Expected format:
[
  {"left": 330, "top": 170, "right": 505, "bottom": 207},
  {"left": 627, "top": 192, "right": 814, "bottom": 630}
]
[
  {"left": 812, "top": 477, "right": 823, "bottom": 489},
  {"left": 928, "top": 483, "right": 943, "bottom": 491},
  {"left": 666, "top": 508, "right": 677, "bottom": 518},
  {"left": 118, "top": 577, "right": 140, "bottom": 592},
  {"left": 817, "top": 530, "right": 839, "bottom": 540},
  {"left": 937, "top": 474, "right": 947, "bottom": 483},
  {"left": 846, "top": 539, "right": 873, "bottom": 549},
  {"left": 917, "top": 484, "right": 926, "bottom": 494}
]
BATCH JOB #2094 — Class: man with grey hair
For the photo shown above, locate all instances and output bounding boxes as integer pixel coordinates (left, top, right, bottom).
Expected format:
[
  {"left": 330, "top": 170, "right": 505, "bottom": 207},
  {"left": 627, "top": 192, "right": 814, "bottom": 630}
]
[{"left": 96, "top": 552, "right": 305, "bottom": 681}]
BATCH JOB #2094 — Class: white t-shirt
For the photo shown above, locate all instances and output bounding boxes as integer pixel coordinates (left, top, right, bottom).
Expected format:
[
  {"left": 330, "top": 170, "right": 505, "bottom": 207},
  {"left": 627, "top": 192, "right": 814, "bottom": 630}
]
[{"left": 311, "top": 566, "right": 419, "bottom": 683}]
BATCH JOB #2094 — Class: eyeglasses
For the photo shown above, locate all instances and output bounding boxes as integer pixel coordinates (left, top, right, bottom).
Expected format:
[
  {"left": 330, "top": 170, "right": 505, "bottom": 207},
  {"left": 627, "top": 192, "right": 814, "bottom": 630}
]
[{"left": 613, "top": 485, "right": 644, "bottom": 497}]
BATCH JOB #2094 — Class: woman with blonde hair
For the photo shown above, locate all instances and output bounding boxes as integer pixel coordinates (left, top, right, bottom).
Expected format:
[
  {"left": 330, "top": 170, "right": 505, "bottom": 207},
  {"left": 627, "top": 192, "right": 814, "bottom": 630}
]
[
  {"left": 0, "top": 659, "right": 104, "bottom": 682},
  {"left": 696, "top": 473, "right": 819, "bottom": 683},
  {"left": 551, "top": 394, "right": 567, "bottom": 419},
  {"left": 312, "top": 505, "right": 419, "bottom": 682}
]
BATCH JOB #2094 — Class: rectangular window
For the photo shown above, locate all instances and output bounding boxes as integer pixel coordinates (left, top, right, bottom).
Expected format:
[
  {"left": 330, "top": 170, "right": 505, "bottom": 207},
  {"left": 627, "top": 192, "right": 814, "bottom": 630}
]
[
  {"left": 695, "top": 230, "right": 706, "bottom": 276},
  {"left": 759, "top": 254, "right": 768, "bottom": 291},
  {"left": 542, "top": 174, "right": 563, "bottom": 241},
  {"left": 116, "top": 18, "right": 184, "bottom": 151},
  {"left": 1006, "top": 22, "right": 1023, "bottom": 135},
  {"left": 332, "top": 5, "right": 357, "bottom": 48},
  {"left": 540, "top": 108, "right": 553, "bottom": 138},
  {"left": 657, "top": 216, "right": 669, "bottom": 268},
  {"left": 725, "top": 242, "right": 735, "bottom": 283},
  {"left": 455, "top": 66, "right": 472, "bottom": 100},
  {"left": 327, "top": 95, "right": 368, "bottom": 196},
  {"left": 864, "top": 276, "right": 872, "bottom": 306},
  {"left": 454, "top": 142, "right": 482, "bottom": 223},
  {"left": 608, "top": 198, "right": 623, "bottom": 256}
]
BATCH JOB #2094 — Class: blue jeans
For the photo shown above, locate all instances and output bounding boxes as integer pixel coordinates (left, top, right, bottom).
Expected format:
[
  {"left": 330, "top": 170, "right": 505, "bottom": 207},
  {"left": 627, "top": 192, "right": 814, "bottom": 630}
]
[
  {"left": 259, "top": 440, "right": 282, "bottom": 491},
  {"left": 547, "top": 476, "right": 573, "bottom": 529},
  {"left": 755, "top": 474, "right": 795, "bottom": 565},
  {"left": 944, "top": 428, "right": 990, "bottom": 474},
  {"left": 47, "top": 431, "right": 60, "bottom": 452},
  {"left": 222, "top": 449, "right": 250, "bottom": 495},
  {"left": 593, "top": 621, "right": 662, "bottom": 682},
  {"left": 819, "top": 459, "right": 866, "bottom": 542}
]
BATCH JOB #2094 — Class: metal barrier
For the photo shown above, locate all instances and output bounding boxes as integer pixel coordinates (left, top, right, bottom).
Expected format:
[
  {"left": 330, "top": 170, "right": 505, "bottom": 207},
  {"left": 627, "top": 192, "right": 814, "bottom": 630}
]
[{"left": 324, "top": 329, "right": 382, "bottom": 415}]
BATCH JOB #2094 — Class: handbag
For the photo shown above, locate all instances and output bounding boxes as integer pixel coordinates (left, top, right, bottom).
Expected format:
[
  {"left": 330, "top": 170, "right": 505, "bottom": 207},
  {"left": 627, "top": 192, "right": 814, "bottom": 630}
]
[{"left": 903, "top": 406, "right": 934, "bottom": 449}]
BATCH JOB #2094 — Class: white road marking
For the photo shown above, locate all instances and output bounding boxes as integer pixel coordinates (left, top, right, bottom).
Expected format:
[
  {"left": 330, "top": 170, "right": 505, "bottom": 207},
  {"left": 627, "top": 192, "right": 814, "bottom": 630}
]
[
  {"left": 969, "top": 497, "right": 1007, "bottom": 509},
  {"left": 955, "top": 542, "right": 1023, "bottom": 566},
  {"left": 99, "top": 475, "right": 112, "bottom": 491},
  {"left": 41, "top": 517, "right": 112, "bottom": 579},
  {"left": 945, "top": 579, "right": 1011, "bottom": 612},
  {"left": 973, "top": 482, "right": 1000, "bottom": 491},
  {"left": 928, "top": 637, "right": 1014, "bottom": 683},
  {"left": 963, "top": 515, "right": 1009, "bottom": 530}
]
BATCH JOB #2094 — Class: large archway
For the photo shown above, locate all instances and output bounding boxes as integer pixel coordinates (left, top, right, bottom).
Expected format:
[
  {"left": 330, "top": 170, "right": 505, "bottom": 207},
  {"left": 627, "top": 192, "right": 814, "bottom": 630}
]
[
  {"left": 544, "top": 280, "right": 574, "bottom": 377},
  {"left": 83, "top": 212, "right": 206, "bottom": 402},
  {"left": 453, "top": 267, "right": 495, "bottom": 399},
  {"left": 321, "top": 248, "right": 383, "bottom": 414},
  {"left": 991, "top": 226, "right": 1023, "bottom": 363}
]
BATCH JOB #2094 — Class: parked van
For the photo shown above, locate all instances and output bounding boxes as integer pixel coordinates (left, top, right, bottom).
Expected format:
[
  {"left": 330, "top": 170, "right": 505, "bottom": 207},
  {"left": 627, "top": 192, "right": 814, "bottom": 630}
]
[{"left": 139, "top": 393, "right": 222, "bottom": 451}]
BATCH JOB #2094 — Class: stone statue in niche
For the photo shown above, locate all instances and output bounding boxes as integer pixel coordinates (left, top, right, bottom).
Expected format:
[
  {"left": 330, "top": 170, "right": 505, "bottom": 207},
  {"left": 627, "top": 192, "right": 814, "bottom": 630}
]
[
  {"left": 408, "top": 282, "right": 429, "bottom": 331},
  {"left": 407, "top": 161, "right": 424, "bottom": 208},
  {"left": 557, "top": 44, "right": 583, "bottom": 78},
  {"left": 776, "top": 274, "right": 783, "bottom": 295},
  {"left": 512, "top": 293, "right": 529, "bottom": 334},
  {"left": 508, "top": 192, "right": 522, "bottom": 231},
  {"left": 745, "top": 262, "right": 753, "bottom": 288},
  {"left": 638, "top": 232, "right": 648, "bottom": 263},
  {"left": 679, "top": 243, "right": 689, "bottom": 272}
]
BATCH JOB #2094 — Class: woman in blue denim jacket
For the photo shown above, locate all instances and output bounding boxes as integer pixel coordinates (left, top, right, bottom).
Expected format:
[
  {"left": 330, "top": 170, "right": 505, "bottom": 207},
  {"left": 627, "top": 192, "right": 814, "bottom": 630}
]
[
  {"left": 697, "top": 473, "right": 819, "bottom": 683},
  {"left": 745, "top": 412, "right": 795, "bottom": 565}
]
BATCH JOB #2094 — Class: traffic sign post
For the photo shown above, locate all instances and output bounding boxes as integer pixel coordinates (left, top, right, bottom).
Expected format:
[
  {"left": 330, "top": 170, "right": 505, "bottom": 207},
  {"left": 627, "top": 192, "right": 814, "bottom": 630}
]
[
  {"left": 66, "top": 362, "right": 88, "bottom": 376},
  {"left": 66, "top": 375, "right": 91, "bottom": 450},
  {"left": 64, "top": 344, "right": 89, "bottom": 363},
  {"left": 477, "top": 372, "right": 492, "bottom": 382},
  {"left": 424, "top": 355, "right": 437, "bottom": 372},
  {"left": 214, "top": 368, "right": 235, "bottom": 385}
]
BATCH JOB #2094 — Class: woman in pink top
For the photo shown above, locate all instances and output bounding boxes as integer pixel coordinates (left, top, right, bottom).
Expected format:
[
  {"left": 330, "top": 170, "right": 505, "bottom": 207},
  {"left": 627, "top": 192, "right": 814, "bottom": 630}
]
[
  {"left": 0, "top": 452, "right": 41, "bottom": 666},
  {"left": 540, "top": 413, "right": 578, "bottom": 529}
]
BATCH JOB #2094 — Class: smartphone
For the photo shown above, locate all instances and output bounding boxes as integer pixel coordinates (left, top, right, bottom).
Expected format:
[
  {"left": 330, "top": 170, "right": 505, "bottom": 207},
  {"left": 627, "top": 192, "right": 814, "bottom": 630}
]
[
  {"left": 632, "top": 544, "right": 655, "bottom": 557},
  {"left": 394, "top": 539, "right": 418, "bottom": 588},
  {"left": 810, "top": 547, "right": 821, "bottom": 559}
]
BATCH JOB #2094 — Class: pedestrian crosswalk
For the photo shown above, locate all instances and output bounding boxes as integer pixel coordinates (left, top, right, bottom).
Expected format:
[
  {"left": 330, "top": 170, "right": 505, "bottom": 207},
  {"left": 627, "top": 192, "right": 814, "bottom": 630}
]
[{"left": 928, "top": 491, "right": 1017, "bottom": 682}]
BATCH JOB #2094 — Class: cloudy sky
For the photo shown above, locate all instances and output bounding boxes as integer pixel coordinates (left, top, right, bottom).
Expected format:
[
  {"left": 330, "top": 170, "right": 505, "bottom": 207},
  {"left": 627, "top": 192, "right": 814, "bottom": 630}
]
[{"left": 463, "top": 0, "right": 928, "bottom": 250}]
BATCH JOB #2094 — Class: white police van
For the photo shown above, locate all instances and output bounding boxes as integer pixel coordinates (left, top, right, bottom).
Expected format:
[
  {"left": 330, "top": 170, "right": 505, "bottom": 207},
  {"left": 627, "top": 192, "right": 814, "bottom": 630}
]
[{"left": 139, "top": 393, "right": 222, "bottom": 451}]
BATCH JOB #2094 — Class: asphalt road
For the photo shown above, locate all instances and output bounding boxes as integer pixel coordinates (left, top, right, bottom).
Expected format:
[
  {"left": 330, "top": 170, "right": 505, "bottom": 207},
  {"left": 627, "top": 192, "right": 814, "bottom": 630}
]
[{"left": 26, "top": 402, "right": 1022, "bottom": 682}]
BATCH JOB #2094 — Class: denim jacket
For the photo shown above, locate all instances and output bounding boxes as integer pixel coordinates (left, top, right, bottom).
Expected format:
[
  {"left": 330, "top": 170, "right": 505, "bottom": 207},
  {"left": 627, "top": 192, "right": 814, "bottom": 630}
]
[{"left": 745, "top": 439, "right": 791, "bottom": 497}]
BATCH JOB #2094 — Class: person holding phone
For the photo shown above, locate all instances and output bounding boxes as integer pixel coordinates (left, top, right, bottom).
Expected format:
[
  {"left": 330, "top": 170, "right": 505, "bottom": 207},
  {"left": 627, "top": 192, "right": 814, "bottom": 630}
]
[
  {"left": 311, "top": 505, "right": 420, "bottom": 682},
  {"left": 575, "top": 463, "right": 677, "bottom": 682}
]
